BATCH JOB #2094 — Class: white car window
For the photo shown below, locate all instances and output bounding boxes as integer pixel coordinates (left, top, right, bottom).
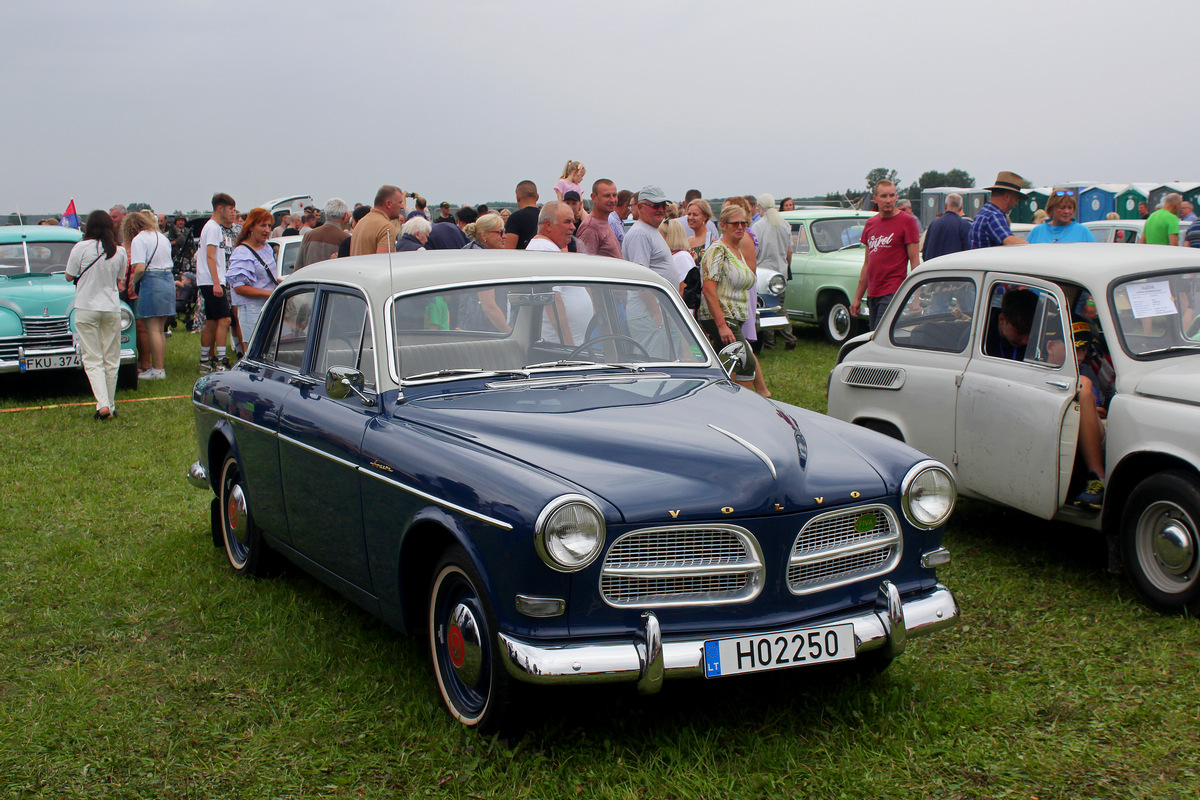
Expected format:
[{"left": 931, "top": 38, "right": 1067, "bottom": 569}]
[{"left": 890, "top": 278, "right": 977, "bottom": 353}]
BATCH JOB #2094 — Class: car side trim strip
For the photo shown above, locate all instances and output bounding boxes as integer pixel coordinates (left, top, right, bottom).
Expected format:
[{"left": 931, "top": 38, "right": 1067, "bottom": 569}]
[
  {"left": 192, "top": 401, "right": 277, "bottom": 436},
  {"left": 362, "top": 468, "right": 514, "bottom": 531}
]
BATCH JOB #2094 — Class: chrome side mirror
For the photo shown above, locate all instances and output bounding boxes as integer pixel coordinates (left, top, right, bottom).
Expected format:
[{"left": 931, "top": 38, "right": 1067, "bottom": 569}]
[
  {"left": 325, "top": 366, "right": 375, "bottom": 406},
  {"left": 718, "top": 341, "right": 748, "bottom": 377}
]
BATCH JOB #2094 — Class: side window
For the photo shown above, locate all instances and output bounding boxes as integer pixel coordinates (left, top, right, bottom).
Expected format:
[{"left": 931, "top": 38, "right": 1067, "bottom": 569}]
[
  {"left": 311, "top": 291, "right": 374, "bottom": 386},
  {"left": 792, "top": 223, "right": 810, "bottom": 254},
  {"left": 891, "top": 279, "right": 977, "bottom": 352},
  {"left": 260, "top": 289, "right": 315, "bottom": 371},
  {"left": 980, "top": 283, "right": 1064, "bottom": 367}
]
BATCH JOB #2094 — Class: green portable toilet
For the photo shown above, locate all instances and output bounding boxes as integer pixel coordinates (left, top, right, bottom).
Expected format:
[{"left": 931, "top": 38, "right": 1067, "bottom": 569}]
[
  {"left": 1011, "top": 188, "right": 1050, "bottom": 224},
  {"left": 1116, "top": 183, "right": 1154, "bottom": 219},
  {"left": 1148, "top": 182, "right": 1200, "bottom": 212},
  {"left": 962, "top": 189, "right": 989, "bottom": 218}
]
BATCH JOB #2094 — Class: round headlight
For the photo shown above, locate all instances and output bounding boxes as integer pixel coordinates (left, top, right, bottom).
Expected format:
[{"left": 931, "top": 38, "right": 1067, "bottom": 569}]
[
  {"left": 901, "top": 462, "right": 956, "bottom": 529},
  {"left": 767, "top": 273, "right": 786, "bottom": 296},
  {"left": 119, "top": 305, "right": 135, "bottom": 330},
  {"left": 535, "top": 494, "right": 605, "bottom": 572}
]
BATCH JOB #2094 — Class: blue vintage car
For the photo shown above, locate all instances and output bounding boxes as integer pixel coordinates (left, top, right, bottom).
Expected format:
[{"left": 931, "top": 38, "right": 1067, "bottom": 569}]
[
  {"left": 187, "top": 250, "right": 959, "bottom": 730},
  {"left": 0, "top": 225, "right": 137, "bottom": 384}
]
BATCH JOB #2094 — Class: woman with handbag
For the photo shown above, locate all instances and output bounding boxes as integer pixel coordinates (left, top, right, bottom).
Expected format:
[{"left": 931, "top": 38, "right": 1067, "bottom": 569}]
[
  {"left": 225, "top": 208, "right": 279, "bottom": 339},
  {"left": 65, "top": 210, "right": 128, "bottom": 419},
  {"left": 122, "top": 211, "right": 174, "bottom": 379}
]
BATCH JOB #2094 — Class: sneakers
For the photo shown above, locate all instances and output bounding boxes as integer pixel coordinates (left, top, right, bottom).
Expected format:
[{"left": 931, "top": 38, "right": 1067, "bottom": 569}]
[
  {"left": 199, "top": 360, "right": 216, "bottom": 374},
  {"left": 1073, "top": 473, "right": 1105, "bottom": 511},
  {"left": 217, "top": 357, "right": 231, "bottom": 371},
  {"left": 138, "top": 368, "right": 166, "bottom": 380}
]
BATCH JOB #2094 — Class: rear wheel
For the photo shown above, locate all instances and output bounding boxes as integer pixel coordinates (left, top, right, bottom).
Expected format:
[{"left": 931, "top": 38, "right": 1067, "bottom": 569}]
[
  {"left": 217, "top": 452, "right": 272, "bottom": 576},
  {"left": 821, "top": 297, "right": 856, "bottom": 345},
  {"left": 428, "top": 546, "right": 511, "bottom": 730},
  {"left": 1121, "top": 471, "right": 1200, "bottom": 615}
]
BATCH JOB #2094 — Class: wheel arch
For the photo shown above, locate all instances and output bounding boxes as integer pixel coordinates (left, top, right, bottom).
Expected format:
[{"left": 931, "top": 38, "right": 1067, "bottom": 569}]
[
  {"left": 1104, "top": 451, "right": 1200, "bottom": 533},
  {"left": 816, "top": 287, "right": 850, "bottom": 315},
  {"left": 396, "top": 516, "right": 462, "bottom": 634},
  {"left": 853, "top": 417, "right": 906, "bottom": 443}
]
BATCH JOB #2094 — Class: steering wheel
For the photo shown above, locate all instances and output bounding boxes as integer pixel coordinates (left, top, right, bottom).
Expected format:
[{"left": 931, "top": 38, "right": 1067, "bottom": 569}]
[{"left": 567, "top": 334, "right": 651, "bottom": 362}]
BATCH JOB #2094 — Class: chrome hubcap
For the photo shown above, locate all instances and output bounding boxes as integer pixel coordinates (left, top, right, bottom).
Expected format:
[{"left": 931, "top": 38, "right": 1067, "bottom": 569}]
[
  {"left": 226, "top": 484, "right": 247, "bottom": 536},
  {"left": 1138, "top": 501, "right": 1198, "bottom": 589},
  {"left": 1153, "top": 517, "right": 1195, "bottom": 576},
  {"left": 446, "top": 602, "right": 482, "bottom": 685},
  {"left": 831, "top": 306, "right": 850, "bottom": 337}
]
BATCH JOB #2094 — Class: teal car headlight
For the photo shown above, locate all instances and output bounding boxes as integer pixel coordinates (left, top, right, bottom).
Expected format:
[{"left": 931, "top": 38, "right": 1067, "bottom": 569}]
[
  {"left": 901, "top": 461, "right": 956, "bottom": 529},
  {"left": 535, "top": 494, "right": 605, "bottom": 572},
  {"left": 119, "top": 305, "right": 135, "bottom": 331}
]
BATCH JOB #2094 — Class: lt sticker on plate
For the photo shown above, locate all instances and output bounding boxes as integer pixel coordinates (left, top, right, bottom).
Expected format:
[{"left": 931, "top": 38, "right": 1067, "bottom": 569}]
[{"left": 704, "top": 623, "right": 855, "bottom": 678}]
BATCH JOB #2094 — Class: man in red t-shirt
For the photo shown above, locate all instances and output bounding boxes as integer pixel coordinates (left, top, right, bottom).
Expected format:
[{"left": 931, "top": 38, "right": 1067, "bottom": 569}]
[{"left": 850, "top": 179, "right": 920, "bottom": 330}]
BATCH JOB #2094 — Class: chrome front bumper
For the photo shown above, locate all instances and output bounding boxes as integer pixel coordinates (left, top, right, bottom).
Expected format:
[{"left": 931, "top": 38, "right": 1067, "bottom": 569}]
[
  {"left": 0, "top": 345, "right": 135, "bottom": 374},
  {"left": 499, "top": 581, "right": 957, "bottom": 694}
]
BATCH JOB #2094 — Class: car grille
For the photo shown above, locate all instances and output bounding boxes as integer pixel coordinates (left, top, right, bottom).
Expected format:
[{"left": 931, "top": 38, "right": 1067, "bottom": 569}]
[
  {"left": 787, "top": 504, "right": 902, "bottom": 594},
  {"left": 600, "top": 525, "right": 764, "bottom": 607},
  {"left": 0, "top": 316, "right": 73, "bottom": 360}
]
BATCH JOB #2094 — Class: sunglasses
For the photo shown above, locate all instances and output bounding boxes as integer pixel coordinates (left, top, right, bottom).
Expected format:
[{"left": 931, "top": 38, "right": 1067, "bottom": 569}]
[{"left": 1054, "top": 189, "right": 1076, "bottom": 197}]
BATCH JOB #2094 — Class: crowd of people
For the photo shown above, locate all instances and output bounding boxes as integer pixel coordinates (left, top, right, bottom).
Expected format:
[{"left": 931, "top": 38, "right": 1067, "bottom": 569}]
[{"left": 61, "top": 166, "right": 1197, "bottom": 421}]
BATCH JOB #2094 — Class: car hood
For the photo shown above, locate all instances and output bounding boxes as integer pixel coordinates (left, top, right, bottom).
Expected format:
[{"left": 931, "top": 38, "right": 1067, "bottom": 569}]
[
  {"left": 0, "top": 275, "right": 75, "bottom": 316},
  {"left": 402, "top": 376, "right": 890, "bottom": 523},
  {"left": 1133, "top": 360, "right": 1200, "bottom": 405}
]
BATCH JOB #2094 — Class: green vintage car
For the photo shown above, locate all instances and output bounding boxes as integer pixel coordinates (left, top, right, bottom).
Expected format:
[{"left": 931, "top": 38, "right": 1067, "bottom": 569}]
[
  {"left": 0, "top": 225, "right": 137, "bottom": 386},
  {"left": 781, "top": 209, "right": 874, "bottom": 344}
]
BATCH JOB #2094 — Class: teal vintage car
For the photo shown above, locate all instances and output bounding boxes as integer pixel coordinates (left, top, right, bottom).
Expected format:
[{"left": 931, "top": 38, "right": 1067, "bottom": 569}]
[
  {"left": 0, "top": 225, "right": 137, "bottom": 385},
  {"left": 781, "top": 209, "right": 874, "bottom": 344}
]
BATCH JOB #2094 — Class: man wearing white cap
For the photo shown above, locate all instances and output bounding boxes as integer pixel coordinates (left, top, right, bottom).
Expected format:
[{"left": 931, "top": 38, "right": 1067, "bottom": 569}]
[{"left": 621, "top": 185, "right": 677, "bottom": 283}]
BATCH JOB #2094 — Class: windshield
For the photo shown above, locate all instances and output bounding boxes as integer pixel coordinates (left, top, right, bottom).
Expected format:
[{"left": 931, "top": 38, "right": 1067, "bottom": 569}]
[
  {"left": 0, "top": 241, "right": 78, "bottom": 276},
  {"left": 391, "top": 280, "right": 709, "bottom": 381},
  {"left": 1110, "top": 270, "right": 1200, "bottom": 358},
  {"left": 811, "top": 218, "right": 865, "bottom": 253}
]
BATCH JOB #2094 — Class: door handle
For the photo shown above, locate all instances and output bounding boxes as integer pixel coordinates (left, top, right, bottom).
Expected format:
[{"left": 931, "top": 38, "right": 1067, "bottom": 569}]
[{"left": 1045, "top": 380, "right": 1072, "bottom": 390}]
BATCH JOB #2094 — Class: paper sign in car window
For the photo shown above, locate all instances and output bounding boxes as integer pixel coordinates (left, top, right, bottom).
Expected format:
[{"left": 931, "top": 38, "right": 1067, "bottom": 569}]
[{"left": 1127, "top": 281, "right": 1178, "bottom": 319}]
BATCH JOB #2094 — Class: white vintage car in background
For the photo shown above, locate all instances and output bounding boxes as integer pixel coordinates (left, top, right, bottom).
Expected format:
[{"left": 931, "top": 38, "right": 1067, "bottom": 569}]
[{"left": 827, "top": 244, "right": 1200, "bottom": 614}]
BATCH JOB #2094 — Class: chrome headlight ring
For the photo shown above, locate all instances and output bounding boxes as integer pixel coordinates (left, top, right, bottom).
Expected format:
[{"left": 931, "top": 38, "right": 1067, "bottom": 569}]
[
  {"left": 534, "top": 494, "right": 606, "bottom": 572},
  {"left": 767, "top": 273, "right": 786, "bottom": 296},
  {"left": 901, "top": 460, "right": 956, "bottom": 529}
]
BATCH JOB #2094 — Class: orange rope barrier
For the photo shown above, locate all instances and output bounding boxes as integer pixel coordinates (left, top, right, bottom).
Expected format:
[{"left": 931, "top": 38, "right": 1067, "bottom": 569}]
[{"left": 0, "top": 394, "right": 191, "bottom": 413}]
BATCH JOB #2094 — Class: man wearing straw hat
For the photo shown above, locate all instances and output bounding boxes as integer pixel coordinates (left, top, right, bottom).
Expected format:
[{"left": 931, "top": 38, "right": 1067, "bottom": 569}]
[{"left": 969, "top": 171, "right": 1028, "bottom": 249}]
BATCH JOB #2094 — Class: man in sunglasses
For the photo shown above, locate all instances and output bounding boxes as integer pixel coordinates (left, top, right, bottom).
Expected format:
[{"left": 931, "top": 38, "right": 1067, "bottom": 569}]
[{"left": 621, "top": 185, "right": 677, "bottom": 283}]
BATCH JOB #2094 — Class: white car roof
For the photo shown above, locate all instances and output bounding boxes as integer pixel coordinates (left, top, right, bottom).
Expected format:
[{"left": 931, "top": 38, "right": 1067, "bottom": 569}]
[
  {"left": 915, "top": 243, "right": 1199, "bottom": 288},
  {"left": 285, "top": 249, "right": 670, "bottom": 295}
]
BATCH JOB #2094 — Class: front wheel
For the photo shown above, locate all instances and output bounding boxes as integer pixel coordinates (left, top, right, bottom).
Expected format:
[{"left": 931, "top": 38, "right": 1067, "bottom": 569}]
[
  {"left": 217, "top": 452, "right": 273, "bottom": 576},
  {"left": 428, "top": 546, "right": 511, "bottom": 730},
  {"left": 821, "top": 298, "right": 857, "bottom": 345},
  {"left": 1121, "top": 471, "right": 1200, "bottom": 615}
]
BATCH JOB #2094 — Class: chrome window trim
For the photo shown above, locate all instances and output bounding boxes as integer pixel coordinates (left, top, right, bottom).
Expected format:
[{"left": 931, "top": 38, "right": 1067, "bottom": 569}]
[
  {"left": 363, "top": 467, "right": 513, "bottom": 531},
  {"left": 384, "top": 275, "right": 718, "bottom": 386},
  {"left": 788, "top": 503, "right": 903, "bottom": 596}
]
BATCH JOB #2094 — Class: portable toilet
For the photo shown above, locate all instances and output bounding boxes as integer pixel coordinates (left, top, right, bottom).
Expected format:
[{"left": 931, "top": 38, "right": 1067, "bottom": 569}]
[
  {"left": 1079, "top": 184, "right": 1125, "bottom": 222},
  {"left": 1011, "top": 187, "right": 1050, "bottom": 224},
  {"left": 1116, "top": 183, "right": 1155, "bottom": 219},
  {"left": 919, "top": 187, "right": 971, "bottom": 228},
  {"left": 963, "top": 189, "right": 989, "bottom": 219},
  {"left": 1148, "top": 182, "right": 1200, "bottom": 212}
]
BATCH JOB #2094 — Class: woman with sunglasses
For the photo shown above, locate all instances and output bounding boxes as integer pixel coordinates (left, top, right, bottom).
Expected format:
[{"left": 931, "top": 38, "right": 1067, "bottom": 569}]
[
  {"left": 698, "top": 204, "right": 764, "bottom": 394},
  {"left": 1027, "top": 190, "right": 1096, "bottom": 244}
]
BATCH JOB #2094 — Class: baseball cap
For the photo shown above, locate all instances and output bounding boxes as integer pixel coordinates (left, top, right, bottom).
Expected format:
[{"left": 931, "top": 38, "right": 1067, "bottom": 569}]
[{"left": 638, "top": 185, "right": 669, "bottom": 204}]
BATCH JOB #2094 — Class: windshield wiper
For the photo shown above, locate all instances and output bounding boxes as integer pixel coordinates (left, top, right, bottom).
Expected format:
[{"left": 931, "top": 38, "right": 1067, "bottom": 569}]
[
  {"left": 403, "top": 367, "right": 529, "bottom": 381},
  {"left": 522, "top": 359, "right": 598, "bottom": 369}
]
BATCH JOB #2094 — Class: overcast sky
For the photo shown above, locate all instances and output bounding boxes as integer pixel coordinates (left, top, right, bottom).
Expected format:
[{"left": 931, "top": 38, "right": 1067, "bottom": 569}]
[{"left": 6, "top": 0, "right": 1196, "bottom": 217}]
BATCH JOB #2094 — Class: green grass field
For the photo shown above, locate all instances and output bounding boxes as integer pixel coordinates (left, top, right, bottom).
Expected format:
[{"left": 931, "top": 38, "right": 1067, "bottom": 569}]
[{"left": 2, "top": 324, "right": 1198, "bottom": 799}]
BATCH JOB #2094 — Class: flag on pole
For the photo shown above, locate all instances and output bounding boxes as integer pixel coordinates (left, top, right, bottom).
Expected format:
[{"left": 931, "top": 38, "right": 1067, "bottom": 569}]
[{"left": 59, "top": 199, "right": 79, "bottom": 229}]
